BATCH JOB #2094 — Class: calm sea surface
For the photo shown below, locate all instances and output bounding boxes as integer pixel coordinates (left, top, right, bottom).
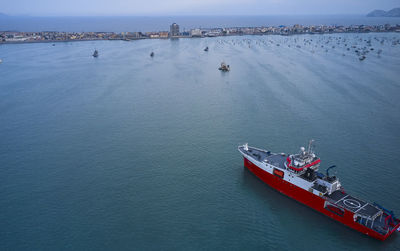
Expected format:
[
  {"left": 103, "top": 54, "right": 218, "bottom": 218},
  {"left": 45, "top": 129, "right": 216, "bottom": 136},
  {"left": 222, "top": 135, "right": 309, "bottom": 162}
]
[
  {"left": 1, "top": 33, "right": 400, "bottom": 250},
  {"left": 0, "top": 15, "right": 400, "bottom": 32}
]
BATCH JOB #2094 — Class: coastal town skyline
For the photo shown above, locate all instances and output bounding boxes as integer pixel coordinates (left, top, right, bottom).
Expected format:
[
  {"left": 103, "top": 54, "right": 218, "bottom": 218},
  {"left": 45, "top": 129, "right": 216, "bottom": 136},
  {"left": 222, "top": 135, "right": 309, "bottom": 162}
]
[
  {"left": 2, "top": 23, "right": 400, "bottom": 44},
  {"left": 1, "top": 0, "right": 399, "bottom": 16}
]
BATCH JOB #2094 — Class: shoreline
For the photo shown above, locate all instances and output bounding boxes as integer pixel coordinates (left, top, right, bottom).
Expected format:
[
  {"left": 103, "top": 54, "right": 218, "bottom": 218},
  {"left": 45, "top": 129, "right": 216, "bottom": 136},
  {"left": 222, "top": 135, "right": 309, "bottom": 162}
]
[{"left": 1, "top": 30, "right": 399, "bottom": 46}]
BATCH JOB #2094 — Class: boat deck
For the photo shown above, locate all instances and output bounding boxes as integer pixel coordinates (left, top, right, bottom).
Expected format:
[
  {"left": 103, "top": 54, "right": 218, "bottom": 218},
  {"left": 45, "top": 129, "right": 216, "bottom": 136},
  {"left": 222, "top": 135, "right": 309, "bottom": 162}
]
[
  {"left": 238, "top": 146, "right": 286, "bottom": 170},
  {"left": 327, "top": 190, "right": 381, "bottom": 219},
  {"left": 265, "top": 154, "right": 287, "bottom": 170}
]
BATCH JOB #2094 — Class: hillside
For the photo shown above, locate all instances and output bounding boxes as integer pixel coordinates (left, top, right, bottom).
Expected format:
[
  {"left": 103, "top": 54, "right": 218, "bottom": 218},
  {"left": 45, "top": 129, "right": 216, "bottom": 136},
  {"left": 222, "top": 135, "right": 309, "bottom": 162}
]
[{"left": 367, "top": 7, "right": 400, "bottom": 17}]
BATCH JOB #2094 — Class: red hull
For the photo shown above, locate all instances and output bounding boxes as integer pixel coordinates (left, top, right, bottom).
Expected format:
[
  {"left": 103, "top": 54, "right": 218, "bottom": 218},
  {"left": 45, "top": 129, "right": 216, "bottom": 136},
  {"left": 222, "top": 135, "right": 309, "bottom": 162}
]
[{"left": 243, "top": 157, "right": 394, "bottom": 240}]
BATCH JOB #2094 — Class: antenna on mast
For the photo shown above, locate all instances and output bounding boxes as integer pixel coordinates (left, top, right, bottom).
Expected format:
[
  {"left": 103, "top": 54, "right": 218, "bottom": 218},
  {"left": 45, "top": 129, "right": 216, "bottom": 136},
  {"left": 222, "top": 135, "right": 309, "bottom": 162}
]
[{"left": 307, "top": 139, "right": 314, "bottom": 153}]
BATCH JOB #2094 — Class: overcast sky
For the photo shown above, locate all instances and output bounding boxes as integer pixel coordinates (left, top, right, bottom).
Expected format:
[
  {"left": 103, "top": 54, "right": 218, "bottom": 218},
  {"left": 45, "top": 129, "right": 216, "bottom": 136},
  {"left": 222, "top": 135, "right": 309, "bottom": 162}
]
[{"left": 2, "top": 0, "right": 399, "bottom": 16}]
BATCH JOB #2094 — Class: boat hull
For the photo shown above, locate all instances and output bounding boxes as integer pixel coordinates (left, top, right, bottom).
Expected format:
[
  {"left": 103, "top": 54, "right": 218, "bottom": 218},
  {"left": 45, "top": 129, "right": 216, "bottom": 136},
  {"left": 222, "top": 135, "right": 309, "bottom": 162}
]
[{"left": 243, "top": 157, "right": 393, "bottom": 240}]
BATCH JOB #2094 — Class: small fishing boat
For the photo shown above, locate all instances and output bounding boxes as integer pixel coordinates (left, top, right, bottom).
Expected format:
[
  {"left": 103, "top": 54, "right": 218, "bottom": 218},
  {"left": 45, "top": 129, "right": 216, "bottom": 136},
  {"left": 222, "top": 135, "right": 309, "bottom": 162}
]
[
  {"left": 93, "top": 50, "right": 99, "bottom": 58},
  {"left": 150, "top": 52, "right": 154, "bottom": 57},
  {"left": 218, "top": 62, "right": 230, "bottom": 72}
]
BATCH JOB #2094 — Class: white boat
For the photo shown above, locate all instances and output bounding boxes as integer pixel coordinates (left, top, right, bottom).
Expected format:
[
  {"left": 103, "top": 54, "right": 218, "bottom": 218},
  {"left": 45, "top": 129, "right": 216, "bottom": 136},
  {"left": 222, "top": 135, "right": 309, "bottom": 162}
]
[{"left": 218, "top": 62, "right": 230, "bottom": 71}]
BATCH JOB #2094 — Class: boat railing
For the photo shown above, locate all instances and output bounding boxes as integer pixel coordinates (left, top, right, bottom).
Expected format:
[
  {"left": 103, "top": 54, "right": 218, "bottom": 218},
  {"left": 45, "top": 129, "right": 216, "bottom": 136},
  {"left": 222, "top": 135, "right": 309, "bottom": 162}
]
[{"left": 248, "top": 146, "right": 273, "bottom": 155}]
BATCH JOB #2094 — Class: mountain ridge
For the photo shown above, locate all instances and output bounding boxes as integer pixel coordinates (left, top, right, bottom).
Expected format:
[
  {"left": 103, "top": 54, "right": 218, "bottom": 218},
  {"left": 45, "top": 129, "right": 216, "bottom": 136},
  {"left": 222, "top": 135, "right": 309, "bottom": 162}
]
[{"left": 367, "top": 7, "right": 400, "bottom": 17}]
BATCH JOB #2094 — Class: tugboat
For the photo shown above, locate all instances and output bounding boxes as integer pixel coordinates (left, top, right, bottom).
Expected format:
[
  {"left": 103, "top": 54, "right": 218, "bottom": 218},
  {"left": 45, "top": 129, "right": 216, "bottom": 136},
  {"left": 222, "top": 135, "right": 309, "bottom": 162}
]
[
  {"left": 150, "top": 52, "right": 154, "bottom": 57},
  {"left": 238, "top": 141, "right": 400, "bottom": 240},
  {"left": 204, "top": 46, "right": 209, "bottom": 52},
  {"left": 92, "top": 49, "right": 99, "bottom": 58},
  {"left": 218, "top": 62, "right": 230, "bottom": 72}
]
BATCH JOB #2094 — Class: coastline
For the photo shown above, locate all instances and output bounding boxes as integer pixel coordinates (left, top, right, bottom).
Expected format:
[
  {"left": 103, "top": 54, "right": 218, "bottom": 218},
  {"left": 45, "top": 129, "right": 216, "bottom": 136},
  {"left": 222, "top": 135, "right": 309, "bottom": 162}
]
[{"left": 1, "top": 23, "right": 399, "bottom": 45}]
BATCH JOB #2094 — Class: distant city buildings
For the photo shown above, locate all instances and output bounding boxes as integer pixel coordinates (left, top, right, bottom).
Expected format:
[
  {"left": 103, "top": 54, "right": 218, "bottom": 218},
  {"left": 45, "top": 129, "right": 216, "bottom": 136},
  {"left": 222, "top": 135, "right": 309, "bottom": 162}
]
[
  {"left": 159, "top": 31, "right": 169, "bottom": 38},
  {"left": 1, "top": 23, "right": 400, "bottom": 44},
  {"left": 170, "top": 23, "right": 179, "bottom": 37},
  {"left": 124, "top": 32, "right": 143, "bottom": 39},
  {"left": 190, "top": 28, "right": 202, "bottom": 37}
]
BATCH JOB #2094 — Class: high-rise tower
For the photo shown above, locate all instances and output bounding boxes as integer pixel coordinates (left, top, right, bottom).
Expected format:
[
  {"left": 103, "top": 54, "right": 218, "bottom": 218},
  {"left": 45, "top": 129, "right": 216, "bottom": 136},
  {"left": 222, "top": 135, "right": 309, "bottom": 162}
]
[{"left": 170, "top": 23, "right": 180, "bottom": 37}]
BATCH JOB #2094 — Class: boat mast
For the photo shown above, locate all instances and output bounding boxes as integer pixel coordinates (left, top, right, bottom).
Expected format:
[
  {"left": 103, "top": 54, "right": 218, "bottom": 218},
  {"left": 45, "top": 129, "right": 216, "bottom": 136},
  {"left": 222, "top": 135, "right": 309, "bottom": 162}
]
[{"left": 307, "top": 139, "right": 314, "bottom": 154}]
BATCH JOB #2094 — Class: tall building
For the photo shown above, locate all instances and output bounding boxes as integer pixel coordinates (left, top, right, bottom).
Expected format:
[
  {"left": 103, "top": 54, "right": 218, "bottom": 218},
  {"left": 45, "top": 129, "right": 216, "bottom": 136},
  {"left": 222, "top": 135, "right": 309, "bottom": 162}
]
[{"left": 170, "top": 23, "right": 179, "bottom": 37}]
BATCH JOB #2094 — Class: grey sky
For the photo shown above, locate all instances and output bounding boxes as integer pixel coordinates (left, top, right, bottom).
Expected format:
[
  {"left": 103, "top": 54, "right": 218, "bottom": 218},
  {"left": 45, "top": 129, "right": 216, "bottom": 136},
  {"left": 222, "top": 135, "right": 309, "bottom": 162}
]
[{"left": 2, "top": 0, "right": 399, "bottom": 16}]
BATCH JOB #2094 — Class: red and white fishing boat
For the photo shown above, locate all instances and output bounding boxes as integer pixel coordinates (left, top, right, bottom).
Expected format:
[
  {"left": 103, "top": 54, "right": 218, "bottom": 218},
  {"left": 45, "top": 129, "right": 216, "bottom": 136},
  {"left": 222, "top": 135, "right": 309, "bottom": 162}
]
[{"left": 238, "top": 141, "right": 400, "bottom": 240}]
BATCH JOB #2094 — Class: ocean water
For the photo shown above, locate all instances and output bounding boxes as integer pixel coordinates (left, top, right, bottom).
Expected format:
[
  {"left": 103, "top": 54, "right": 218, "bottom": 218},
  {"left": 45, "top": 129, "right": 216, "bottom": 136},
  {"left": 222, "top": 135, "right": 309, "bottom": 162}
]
[
  {"left": 0, "top": 15, "right": 400, "bottom": 32},
  {"left": 1, "top": 33, "right": 400, "bottom": 250}
]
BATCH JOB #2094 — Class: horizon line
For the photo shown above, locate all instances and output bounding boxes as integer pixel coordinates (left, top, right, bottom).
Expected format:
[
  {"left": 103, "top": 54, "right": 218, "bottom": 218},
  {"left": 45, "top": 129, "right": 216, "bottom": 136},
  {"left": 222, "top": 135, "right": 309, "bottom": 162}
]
[{"left": 1, "top": 13, "right": 373, "bottom": 18}]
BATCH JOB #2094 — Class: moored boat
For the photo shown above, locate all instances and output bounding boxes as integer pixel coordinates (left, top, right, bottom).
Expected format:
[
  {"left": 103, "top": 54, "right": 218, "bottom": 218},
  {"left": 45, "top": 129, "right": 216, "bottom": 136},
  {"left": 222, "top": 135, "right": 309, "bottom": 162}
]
[
  {"left": 218, "top": 62, "right": 230, "bottom": 71},
  {"left": 238, "top": 141, "right": 400, "bottom": 240},
  {"left": 92, "top": 49, "right": 99, "bottom": 58}
]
